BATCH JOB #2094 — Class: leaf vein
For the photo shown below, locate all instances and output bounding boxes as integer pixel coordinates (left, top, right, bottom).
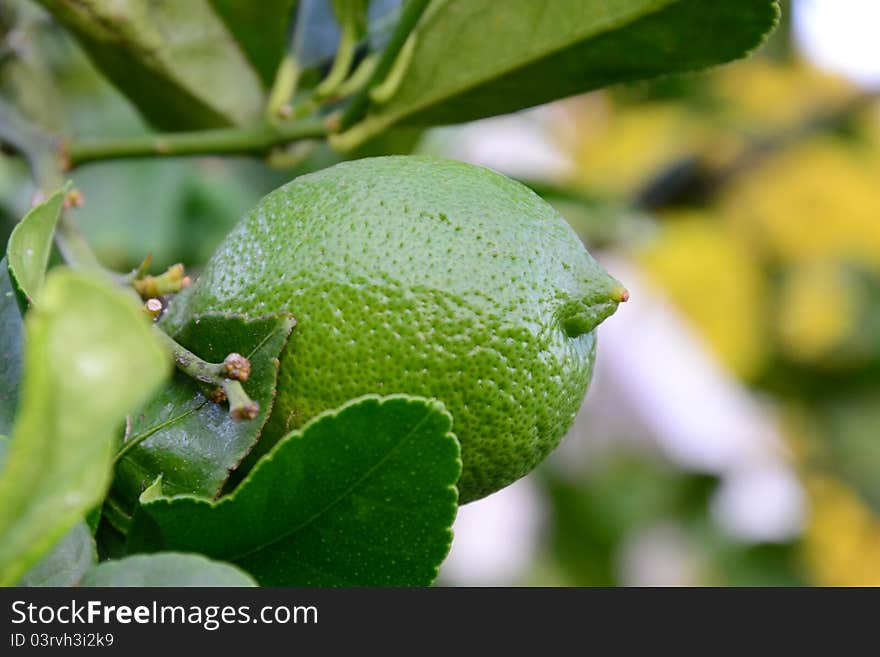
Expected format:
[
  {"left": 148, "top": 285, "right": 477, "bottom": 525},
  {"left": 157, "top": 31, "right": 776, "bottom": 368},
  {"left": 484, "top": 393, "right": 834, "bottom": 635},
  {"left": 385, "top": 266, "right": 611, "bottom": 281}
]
[{"left": 226, "top": 406, "right": 437, "bottom": 562}]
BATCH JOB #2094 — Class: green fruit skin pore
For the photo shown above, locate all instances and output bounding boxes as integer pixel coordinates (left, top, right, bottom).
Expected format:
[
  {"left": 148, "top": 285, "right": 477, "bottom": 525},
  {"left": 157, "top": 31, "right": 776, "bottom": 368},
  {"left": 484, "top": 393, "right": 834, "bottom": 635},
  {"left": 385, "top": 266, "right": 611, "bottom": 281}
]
[{"left": 164, "top": 156, "right": 624, "bottom": 503}]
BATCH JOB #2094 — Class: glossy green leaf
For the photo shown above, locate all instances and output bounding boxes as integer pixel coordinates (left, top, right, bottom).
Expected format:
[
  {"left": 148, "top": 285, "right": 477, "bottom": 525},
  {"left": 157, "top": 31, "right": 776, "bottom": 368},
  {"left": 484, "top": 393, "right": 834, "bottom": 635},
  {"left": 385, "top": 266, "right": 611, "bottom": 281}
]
[
  {"left": 136, "top": 395, "right": 461, "bottom": 586},
  {"left": 337, "top": 0, "right": 780, "bottom": 146},
  {"left": 113, "top": 313, "right": 296, "bottom": 511},
  {"left": 0, "top": 260, "right": 23, "bottom": 435},
  {"left": 0, "top": 269, "right": 170, "bottom": 585},
  {"left": 6, "top": 186, "right": 66, "bottom": 310},
  {"left": 37, "top": 0, "right": 265, "bottom": 129},
  {"left": 80, "top": 552, "right": 257, "bottom": 586},
  {"left": 209, "top": 0, "right": 299, "bottom": 87},
  {"left": 19, "top": 522, "right": 96, "bottom": 587}
]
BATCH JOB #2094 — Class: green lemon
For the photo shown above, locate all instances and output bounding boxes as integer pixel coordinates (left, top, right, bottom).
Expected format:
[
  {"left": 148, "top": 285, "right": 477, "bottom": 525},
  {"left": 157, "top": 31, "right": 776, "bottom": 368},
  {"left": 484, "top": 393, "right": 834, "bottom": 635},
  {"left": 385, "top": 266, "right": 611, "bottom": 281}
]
[{"left": 166, "top": 156, "right": 626, "bottom": 502}]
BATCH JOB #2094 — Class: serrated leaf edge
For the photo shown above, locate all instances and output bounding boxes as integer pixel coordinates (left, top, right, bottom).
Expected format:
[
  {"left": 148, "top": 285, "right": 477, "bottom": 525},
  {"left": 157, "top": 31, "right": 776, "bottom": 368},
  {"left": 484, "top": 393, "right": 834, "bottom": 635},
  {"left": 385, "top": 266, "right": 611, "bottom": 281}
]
[{"left": 141, "top": 394, "right": 462, "bottom": 565}]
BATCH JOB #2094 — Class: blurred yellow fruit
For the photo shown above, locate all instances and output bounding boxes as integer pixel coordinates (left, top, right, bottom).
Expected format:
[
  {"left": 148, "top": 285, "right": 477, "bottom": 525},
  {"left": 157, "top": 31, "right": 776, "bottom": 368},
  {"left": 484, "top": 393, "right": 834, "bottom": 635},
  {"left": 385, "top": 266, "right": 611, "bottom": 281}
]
[
  {"left": 803, "top": 477, "right": 880, "bottom": 586},
  {"left": 639, "top": 214, "right": 768, "bottom": 379},
  {"left": 775, "top": 262, "right": 859, "bottom": 364},
  {"left": 563, "top": 99, "right": 708, "bottom": 199},
  {"left": 720, "top": 139, "right": 880, "bottom": 270},
  {"left": 713, "top": 59, "right": 856, "bottom": 132}
]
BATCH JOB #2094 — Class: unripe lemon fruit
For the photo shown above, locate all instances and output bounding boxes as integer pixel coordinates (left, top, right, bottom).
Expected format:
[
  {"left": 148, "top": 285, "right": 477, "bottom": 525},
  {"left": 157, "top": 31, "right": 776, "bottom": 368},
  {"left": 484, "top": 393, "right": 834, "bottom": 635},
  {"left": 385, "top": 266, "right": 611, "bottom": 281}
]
[{"left": 166, "top": 156, "right": 626, "bottom": 502}]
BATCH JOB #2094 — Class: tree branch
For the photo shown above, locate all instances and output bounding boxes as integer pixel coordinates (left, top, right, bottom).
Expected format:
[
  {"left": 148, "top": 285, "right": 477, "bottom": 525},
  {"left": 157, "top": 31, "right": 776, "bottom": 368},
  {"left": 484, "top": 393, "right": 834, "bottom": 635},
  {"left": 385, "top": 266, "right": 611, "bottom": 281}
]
[{"left": 65, "top": 117, "right": 330, "bottom": 167}]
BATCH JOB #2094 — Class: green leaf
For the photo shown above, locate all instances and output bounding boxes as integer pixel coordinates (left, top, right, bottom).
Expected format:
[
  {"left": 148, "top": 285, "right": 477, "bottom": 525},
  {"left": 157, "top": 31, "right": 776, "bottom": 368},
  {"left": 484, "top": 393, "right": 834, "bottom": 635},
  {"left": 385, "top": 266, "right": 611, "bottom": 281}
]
[
  {"left": 6, "top": 186, "right": 66, "bottom": 311},
  {"left": 208, "top": 0, "right": 299, "bottom": 87},
  {"left": 80, "top": 552, "right": 257, "bottom": 586},
  {"left": 336, "top": 0, "right": 780, "bottom": 147},
  {"left": 19, "top": 522, "right": 96, "bottom": 587},
  {"left": 0, "top": 260, "right": 23, "bottom": 435},
  {"left": 0, "top": 268, "right": 170, "bottom": 585},
  {"left": 36, "top": 0, "right": 265, "bottom": 129},
  {"left": 113, "top": 313, "right": 296, "bottom": 510},
  {"left": 135, "top": 395, "right": 461, "bottom": 586}
]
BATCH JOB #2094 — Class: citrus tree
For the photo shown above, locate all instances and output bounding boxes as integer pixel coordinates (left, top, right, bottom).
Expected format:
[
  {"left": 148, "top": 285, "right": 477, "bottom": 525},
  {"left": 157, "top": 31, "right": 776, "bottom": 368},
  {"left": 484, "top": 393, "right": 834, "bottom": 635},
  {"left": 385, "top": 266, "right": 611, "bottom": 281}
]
[{"left": 0, "top": 0, "right": 780, "bottom": 586}]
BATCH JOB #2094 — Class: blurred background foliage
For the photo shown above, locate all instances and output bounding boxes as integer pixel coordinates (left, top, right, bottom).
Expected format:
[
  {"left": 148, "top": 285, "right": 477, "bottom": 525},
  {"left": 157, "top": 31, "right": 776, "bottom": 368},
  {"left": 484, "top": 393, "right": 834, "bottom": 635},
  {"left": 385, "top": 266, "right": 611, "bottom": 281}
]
[
  {"left": 1, "top": 0, "right": 879, "bottom": 585},
  {"left": 516, "top": 0, "right": 880, "bottom": 587}
]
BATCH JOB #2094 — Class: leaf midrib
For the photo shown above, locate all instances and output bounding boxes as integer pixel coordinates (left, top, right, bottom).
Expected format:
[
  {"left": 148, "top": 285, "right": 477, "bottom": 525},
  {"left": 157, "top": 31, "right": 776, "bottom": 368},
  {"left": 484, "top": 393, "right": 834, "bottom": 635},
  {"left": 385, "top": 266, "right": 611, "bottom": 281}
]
[
  {"left": 225, "top": 407, "right": 436, "bottom": 563},
  {"left": 384, "top": 0, "right": 678, "bottom": 123},
  {"left": 60, "top": 0, "right": 260, "bottom": 123}
]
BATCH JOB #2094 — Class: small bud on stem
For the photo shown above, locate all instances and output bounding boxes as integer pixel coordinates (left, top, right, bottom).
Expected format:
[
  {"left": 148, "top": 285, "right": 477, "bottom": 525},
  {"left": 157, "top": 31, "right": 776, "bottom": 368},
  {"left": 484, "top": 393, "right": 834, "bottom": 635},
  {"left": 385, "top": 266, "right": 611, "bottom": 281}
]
[
  {"left": 134, "top": 263, "right": 190, "bottom": 298},
  {"left": 143, "top": 297, "right": 163, "bottom": 320},
  {"left": 63, "top": 188, "right": 85, "bottom": 209},
  {"left": 132, "top": 253, "right": 154, "bottom": 280},
  {"left": 324, "top": 113, "right": 342, "bottom": 133},
  {"left": 153, "top": 329, "right": 259, "bottom": 420},
  {"left": 224, "top": 379, "right": 259, "bottom": 420},
  {"left": 224, "top": 352, "right": 251, "bottom": 381}
]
